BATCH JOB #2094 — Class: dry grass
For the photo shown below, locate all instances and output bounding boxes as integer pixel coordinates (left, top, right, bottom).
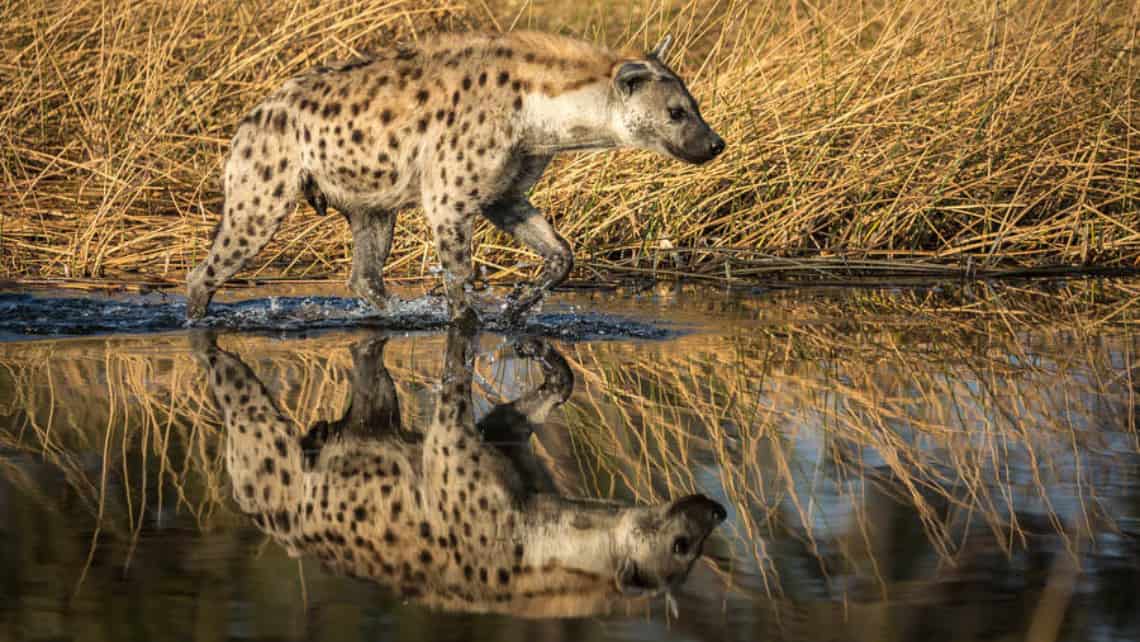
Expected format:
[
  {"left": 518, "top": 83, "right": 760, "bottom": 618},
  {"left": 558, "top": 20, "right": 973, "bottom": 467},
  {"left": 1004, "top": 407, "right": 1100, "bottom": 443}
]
[{"left": 2, "top": 0, "right": 1137, "bottom": 285}]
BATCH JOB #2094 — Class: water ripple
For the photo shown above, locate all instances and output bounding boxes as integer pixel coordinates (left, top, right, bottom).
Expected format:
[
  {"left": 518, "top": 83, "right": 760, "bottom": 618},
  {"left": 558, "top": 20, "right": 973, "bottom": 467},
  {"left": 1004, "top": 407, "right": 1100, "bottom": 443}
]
[{"left": 0, "top": 293, "right": 681, "bottom": 341}]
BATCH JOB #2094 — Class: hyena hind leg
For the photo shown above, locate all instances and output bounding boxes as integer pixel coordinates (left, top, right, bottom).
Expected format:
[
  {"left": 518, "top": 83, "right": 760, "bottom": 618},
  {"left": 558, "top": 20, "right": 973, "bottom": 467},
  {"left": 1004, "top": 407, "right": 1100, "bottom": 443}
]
[
  {"left": 186, "top": 187, "right": 298, "bottom": 320},
  {"left": 345, "top": 209, "right": 397, "bottom": 312}
]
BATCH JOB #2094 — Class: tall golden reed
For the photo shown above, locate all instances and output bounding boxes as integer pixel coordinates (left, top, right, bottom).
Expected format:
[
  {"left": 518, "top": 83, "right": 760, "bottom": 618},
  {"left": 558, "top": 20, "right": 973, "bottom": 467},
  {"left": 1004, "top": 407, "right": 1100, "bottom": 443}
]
[{"left": 2, "top": 0, "right": 1138, "bottom": 283}]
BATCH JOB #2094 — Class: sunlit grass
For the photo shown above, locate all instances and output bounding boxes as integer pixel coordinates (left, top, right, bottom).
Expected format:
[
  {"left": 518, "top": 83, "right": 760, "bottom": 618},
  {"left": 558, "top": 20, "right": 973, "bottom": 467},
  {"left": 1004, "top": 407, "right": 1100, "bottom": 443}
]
[{"left": 2, "top": 0, "right": 1137, "bottom": 284}]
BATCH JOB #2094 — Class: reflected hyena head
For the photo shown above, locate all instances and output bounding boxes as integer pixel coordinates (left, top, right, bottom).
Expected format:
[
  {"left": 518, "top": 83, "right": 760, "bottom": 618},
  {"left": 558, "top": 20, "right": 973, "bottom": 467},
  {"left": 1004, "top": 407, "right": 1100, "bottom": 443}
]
[{"left": 613, "top": 493, "right": 727, "bottom": 595}]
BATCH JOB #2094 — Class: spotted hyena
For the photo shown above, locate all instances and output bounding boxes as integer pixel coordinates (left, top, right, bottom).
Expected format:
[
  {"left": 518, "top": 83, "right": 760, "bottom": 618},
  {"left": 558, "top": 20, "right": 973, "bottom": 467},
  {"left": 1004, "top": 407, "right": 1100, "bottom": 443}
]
[
  {"left": 186, "top": 31, "right": 725, "bottom": 325},
  {"left": 191, "top": 328, "right": 726, "bottom": 616}
]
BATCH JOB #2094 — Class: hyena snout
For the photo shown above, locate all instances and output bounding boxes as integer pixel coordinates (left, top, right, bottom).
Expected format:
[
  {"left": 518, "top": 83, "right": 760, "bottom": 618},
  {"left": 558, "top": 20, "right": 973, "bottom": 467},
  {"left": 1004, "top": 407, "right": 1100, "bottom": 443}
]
[
  {"left": 663, "top": 124, "right": 725, "bottom": 165},
  {"left": 666, "top": 493, "right": 727, "bottom": 529},
  {"left": 691, "top": 129, "right": 726, "bottom": 164}
]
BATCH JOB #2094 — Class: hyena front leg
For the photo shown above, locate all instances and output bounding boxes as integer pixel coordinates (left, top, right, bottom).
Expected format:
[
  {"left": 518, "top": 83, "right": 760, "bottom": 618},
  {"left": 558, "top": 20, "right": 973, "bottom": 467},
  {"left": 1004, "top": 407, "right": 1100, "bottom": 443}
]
[
  {"left": 186, "top": 135, "right": 299, "bottom": 320},
  {"left": 345, "top": 209, "right": 397, "bottom": 312},
  {"left": 424, "top": 193, "right": 478, "bottom": 327},
  {"left": 484, "top": 198, "right": 572, "bottom": 324}
]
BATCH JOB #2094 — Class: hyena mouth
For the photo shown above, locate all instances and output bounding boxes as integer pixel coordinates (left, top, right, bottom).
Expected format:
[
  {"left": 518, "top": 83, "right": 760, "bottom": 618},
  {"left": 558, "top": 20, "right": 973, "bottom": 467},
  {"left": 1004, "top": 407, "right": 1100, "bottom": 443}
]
[{"left": 664, "top": 141, "right": 718, "bottom": 165}]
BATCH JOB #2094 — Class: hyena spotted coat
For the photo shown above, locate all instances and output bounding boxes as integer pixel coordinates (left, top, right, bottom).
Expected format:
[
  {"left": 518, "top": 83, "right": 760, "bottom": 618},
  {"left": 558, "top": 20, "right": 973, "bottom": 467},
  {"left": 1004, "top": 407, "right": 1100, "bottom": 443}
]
[
  {"left": 192, "top": 327, "right": 726, "bottom": 616},
  {"left": 186, "top": 32, "right": 725, "bottom": 324}
]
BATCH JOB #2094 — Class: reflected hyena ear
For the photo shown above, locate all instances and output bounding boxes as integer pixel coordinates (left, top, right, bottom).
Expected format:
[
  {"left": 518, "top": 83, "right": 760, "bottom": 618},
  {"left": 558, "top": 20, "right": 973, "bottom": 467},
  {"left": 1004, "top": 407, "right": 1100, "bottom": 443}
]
[{"left": 648, "top": 34, "right": 673, "bottom": 61}]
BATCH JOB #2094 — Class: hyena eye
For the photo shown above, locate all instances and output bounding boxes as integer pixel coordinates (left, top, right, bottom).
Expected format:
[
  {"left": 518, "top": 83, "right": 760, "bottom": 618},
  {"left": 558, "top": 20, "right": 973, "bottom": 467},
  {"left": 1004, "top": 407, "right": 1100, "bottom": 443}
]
[
  {"left": 668, "top": 107, "right": 686, "bottom": 122},
  {"left": 672, "top": 535, "right": 690, "bottom": 555}
]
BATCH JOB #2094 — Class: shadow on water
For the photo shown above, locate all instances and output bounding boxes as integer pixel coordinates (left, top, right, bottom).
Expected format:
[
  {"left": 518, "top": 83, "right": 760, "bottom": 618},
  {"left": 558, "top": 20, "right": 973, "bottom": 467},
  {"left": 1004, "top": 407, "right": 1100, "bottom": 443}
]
[{"left": 1, "top": 279, "right": 1139, "bottom": 641}]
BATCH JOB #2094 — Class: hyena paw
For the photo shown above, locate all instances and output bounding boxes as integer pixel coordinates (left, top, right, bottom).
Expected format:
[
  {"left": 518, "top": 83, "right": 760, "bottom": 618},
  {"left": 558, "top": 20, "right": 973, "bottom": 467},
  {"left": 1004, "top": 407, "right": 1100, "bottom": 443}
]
[
  {"left": 450, "top": 305, "right": 482, "bottom": 331},
  {"left": 186, "top": 289, "right": 209, "bottom": 321},
  {"left": 348, "top": 278, "right": 391, "bottom": 312},
  {"left": 502, "top": 284, "right": 543, "bottom": 326}
]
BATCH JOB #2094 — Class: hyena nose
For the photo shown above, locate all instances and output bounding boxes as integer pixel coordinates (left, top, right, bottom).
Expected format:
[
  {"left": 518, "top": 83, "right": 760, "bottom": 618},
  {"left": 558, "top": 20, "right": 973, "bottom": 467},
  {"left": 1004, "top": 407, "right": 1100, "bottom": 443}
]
[{"left": 708, "top": 136, "right": 725, "bottom": 157}]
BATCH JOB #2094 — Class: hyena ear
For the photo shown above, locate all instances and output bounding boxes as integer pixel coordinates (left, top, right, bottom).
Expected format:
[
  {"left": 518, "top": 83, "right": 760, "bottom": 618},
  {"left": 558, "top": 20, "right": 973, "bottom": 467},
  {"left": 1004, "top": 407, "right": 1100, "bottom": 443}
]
[
  {"left": 648, "top": 34, "right": 673, "bottom": 61},
  {"left": 614, "top": 61, "right": 654, "bottom": 97}
]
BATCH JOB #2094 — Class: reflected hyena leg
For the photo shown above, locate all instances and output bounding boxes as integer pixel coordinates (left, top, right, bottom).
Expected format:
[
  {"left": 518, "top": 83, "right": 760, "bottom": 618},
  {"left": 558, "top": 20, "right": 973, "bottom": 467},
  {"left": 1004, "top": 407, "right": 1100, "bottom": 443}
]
[
  {"left": 477, "top": 338, "right": 573, "bottom": 493},
  {"left": 189, "top": 330, "right": 304, "bottom": 551},
  {"left": 299, "top": 334, "right": 415, "bottom": 463}
]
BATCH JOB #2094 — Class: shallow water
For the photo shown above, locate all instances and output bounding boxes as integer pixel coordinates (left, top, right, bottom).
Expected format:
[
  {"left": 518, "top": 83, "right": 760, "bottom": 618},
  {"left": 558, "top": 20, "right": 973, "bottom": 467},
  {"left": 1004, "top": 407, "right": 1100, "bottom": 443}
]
[{"left": 2, "top": 279, "right": 1139, "bottom": 642}]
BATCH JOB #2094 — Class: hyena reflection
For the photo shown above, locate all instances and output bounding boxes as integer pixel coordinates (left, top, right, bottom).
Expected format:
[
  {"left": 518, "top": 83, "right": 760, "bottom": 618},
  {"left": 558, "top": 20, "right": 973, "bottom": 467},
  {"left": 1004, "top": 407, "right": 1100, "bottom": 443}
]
[{"left": 192, "top": 329, "right": 725, "bottom": 616}]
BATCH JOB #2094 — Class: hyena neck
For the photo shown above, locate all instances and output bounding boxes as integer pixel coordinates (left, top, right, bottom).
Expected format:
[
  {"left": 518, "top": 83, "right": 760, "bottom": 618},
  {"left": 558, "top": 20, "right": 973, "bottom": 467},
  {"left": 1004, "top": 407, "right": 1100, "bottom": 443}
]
[
  {"left": 520, "top": 496, "right": 628, "bottom": 580},
  {"left": 520, "top": 82, "right": 621, "bottom": 155}
]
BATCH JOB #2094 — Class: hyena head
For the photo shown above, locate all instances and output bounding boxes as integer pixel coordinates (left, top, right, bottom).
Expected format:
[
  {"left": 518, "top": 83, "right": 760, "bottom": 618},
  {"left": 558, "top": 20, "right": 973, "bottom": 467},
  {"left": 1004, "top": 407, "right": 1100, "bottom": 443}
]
[
  {"left": 610, "top": 35, "right": 726, "bottom": 165},
  {"left": 613, "top": 493, "right": 727, "bottom": 596}
]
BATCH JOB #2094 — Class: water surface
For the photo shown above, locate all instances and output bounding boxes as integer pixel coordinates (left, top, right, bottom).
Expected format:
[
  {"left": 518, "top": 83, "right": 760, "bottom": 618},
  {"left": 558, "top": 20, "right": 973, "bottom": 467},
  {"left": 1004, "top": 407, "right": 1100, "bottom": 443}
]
[{"left": 2, "top": 280, "right": 1139, "bottom": 642}]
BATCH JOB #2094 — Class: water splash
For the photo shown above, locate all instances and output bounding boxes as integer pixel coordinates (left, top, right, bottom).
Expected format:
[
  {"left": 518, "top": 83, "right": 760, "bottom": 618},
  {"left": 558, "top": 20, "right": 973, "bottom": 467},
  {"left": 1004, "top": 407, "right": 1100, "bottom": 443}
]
[{"left": 0, "top": 293, "right": 682, "bottom": 342}]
